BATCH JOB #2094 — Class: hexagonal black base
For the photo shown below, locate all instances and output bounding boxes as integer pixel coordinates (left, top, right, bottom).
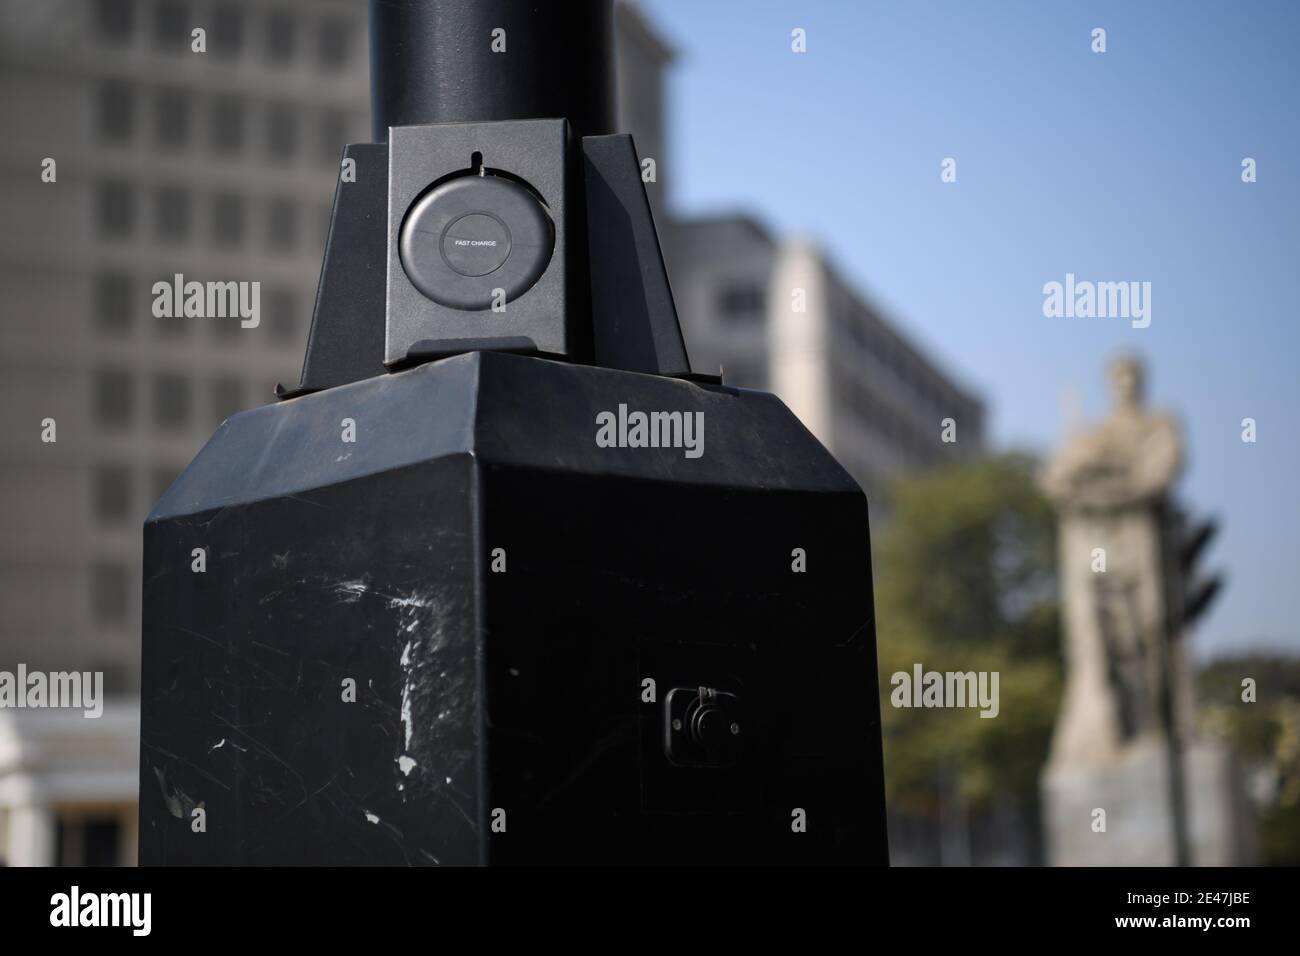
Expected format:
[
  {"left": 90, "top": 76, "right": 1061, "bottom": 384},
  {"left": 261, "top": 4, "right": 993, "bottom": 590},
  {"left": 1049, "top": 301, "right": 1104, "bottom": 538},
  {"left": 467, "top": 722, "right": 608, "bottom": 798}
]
[{"left": 140, "top": 352, "right": 887, "bottom": 864}]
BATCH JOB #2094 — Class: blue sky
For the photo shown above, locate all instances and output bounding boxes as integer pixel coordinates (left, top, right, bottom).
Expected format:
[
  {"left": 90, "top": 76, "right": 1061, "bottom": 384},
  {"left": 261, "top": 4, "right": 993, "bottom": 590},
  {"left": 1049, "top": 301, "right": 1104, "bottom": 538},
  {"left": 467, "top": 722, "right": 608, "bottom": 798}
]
[{"left": 641, "top": 0, "right": 1300, "bottom": 659}]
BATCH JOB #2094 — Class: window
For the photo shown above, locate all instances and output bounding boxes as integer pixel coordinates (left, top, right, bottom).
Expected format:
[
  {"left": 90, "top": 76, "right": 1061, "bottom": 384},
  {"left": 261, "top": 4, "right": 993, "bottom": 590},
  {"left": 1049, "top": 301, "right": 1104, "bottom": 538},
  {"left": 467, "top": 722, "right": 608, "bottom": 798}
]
[
  {"left": 318, "top": 16, "right": 351, "bottom": 70},
  {"left": 847, "top": 317, "right": 868, "bottom": 351},
  {"left": 318, "top": 109, "right": 347, "bottom": 165},
  {"left": 266, "top": 288, "right": 298, "bottom": 344},
  {"left": 213, "top": 309, "right": 242, "bottom": 343},
  {"left": 57, "top": 815, "right": 124, "bottom": 867},
  {"left": 96, "top": 81, "right": 135, "bottom": 143},
  {"left": 211, "top": 2, "right": 244, "bottom": 58},
  {"left": 153, "top": 373, "right": 191, "bottom": 429},
  {"left": 155, "top": 310, "right": 188, "bottom": 340},
  {"left": 96, "top": 180, "right": 135, "bottom": 238},
  {"left": 210, "top": 377, "right": 244, "bottom": 426},
  {"left": 152, "top": 0, "right": 188, "bottom": 53},
  {"left": 93, "top": 464, "right": 133, "bottom": 524},
  {"left": 266, "top": 8, "right": 294, "bottom": 63},
  {"left": 153, "top": 88, "right": 191, "bottom": 148},
  {"left": 96, "top": 0, "right": 134, "bottom": 44},
  {"left": 264, "top": 103, "right": 297, "bottom": 160},
  {"left": 153, "top": 186, "right": 191, "bottom": 240},
  {"left": 90, "top": 562, "right": 129, "bottom": 624},
  {"left": 93, "top": 369, "right": 134, "bottom": 427},
  {"left": 152, "top": 266, "right": 188, "bottom": 339},
  {"left": 211, "top": 193, "right": 246, "bottom": 246},
  {"left": 716, "top": 283, "right": 765, "bottom": 324},
  {"left": 265, "top": 198, "right": 298, "bottom": 250},
  {"left": 209, "top": 95, "right": 244, "bottom": 153},
  {"left": 94, "top": 273, "right": 134, "bottom": 336}
]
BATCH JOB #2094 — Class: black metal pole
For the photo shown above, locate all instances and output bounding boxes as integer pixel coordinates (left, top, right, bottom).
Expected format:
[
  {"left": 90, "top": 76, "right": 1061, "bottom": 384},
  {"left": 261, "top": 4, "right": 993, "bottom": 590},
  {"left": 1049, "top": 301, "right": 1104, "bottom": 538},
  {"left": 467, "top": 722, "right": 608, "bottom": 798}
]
[
  {"left": 1160, "top": 506, "right": 1191, "bottom": 867},
  {"left": 369, "top": 0, "right": 615, "bottom": 142}
]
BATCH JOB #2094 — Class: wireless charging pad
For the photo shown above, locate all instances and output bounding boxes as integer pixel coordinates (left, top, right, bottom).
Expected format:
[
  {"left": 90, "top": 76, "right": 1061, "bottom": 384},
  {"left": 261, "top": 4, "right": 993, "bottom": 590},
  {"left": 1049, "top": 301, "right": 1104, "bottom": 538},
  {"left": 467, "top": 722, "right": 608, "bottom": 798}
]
[{"left": 399, "top": 173, "right": 554, "bottom": 311}]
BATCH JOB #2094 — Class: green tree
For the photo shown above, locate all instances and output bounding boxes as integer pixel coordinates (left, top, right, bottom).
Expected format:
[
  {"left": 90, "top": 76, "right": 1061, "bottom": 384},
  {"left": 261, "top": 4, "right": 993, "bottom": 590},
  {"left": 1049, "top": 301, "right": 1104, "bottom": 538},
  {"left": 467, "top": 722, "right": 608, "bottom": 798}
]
[
  {"left": 874, "top": 453, "right": 1061, "bottom": 836},
  {"left": 1198, "top": 654, "right": 1300, "bottom": 864}
]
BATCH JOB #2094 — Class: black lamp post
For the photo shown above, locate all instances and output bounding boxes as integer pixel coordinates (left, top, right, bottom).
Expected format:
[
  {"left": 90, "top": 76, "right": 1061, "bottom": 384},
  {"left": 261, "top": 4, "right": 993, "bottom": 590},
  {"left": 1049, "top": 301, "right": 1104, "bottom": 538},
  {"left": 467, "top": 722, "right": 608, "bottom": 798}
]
[{"left": 139, "top": 0, "right": 888, "bottom": 865}]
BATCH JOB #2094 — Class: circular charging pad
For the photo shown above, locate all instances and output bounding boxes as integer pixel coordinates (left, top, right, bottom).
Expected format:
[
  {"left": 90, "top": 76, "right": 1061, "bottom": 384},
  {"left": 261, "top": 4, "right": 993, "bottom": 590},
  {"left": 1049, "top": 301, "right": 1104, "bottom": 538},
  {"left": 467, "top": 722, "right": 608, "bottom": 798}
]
[{"left": 399, "top": 174, "right": 553, "bottom": 311}]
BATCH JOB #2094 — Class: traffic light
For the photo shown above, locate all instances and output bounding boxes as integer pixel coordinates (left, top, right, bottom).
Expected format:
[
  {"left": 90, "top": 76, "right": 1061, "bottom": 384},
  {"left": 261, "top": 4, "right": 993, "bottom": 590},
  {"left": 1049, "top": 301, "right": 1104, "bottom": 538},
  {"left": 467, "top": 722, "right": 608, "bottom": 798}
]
[{"left": 1167, "top": 510, "right": 1224, "bottom": 634}]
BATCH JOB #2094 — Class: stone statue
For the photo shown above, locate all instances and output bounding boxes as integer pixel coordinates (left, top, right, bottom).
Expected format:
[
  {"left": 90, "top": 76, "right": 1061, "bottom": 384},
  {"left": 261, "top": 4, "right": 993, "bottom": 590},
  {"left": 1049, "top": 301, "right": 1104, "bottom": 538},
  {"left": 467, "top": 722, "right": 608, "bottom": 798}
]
[
  {"left": 1039, "top": 356, "right": 1249, "bottom": 865},
  {"left": 1041, "top": 356, "right": 1186, "bottom": 761},
  {"left": 1042, "top": 357, "right": 1182, "bottom": 512}
]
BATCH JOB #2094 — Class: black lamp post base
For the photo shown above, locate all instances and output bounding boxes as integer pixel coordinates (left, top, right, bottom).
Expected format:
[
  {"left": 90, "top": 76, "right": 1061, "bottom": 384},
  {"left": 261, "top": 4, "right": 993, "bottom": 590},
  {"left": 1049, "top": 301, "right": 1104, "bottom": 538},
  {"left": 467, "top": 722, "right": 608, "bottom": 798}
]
[{"left": 140, "top": 351, "right": 887, "bottom": 865}]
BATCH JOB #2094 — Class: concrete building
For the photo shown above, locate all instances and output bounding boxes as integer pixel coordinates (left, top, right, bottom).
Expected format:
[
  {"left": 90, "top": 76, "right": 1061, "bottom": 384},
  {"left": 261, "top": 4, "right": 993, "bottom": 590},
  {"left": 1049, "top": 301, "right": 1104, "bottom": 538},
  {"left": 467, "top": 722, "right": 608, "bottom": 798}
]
[
  {"left": 0, "top": 0, "right": 370, "bottom": 865},
  {"left": 666, "top": 216, "right": 985, "bottom": 516},
  {"left": 620, "top": 2, "right": 985, "bottom": 513}
]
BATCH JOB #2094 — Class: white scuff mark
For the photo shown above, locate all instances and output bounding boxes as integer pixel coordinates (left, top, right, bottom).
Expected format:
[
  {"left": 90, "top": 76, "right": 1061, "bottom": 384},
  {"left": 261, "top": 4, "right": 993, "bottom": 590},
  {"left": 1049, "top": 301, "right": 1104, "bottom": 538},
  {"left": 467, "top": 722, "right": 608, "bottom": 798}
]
[
  {"left": 400, "top": 677, "right": 413, "bottom": 750},
  {"left": 393, "top": 591, "right": 454, "bottom": 761},
  {"left": 208, "top": 738, "right": 226, "bottom": 752},
  {"left": 364, "top": 811, "right": 380, "bottom": 824},
  {"left": 388, "top": 592, "right": 433, "bottom": 610},
  {"left": 335, "top": 453, "right": 352, "bottom": 462},
  {"left": 397, "top": 755, "right": 417, "bottom": 776},
  {"left": 444, "top": 776, "right": 452, "bottom": 786},
  {"left": 508, "top": 667, "right": 520, "bottom": 677},
  {"left": 334, "top": 579, "right": 370, "bottom": 603},
  {"left": 399, "top": 636, "right": 420, "bottom": 750},
  {"left": 397, "top": 632, "right": 423, "bottom": 749},
  {"left": 152, "top": 766, "right": 194, "bottom": 820}
]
